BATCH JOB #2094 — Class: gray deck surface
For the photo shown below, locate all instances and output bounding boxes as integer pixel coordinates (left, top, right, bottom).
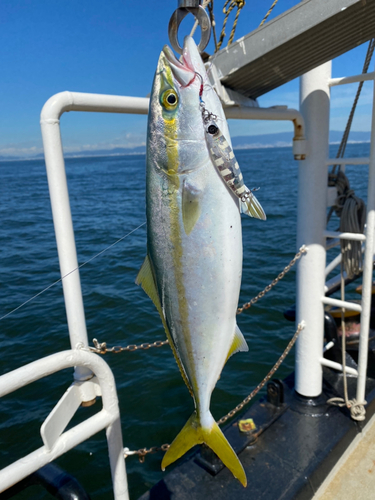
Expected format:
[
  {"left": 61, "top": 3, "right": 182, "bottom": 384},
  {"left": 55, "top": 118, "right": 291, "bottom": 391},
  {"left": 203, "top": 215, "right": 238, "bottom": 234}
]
[
  {"left": 315, "top": 411, "right": 375, "bottom": 499},
  {"left": 138, "top": 373, "right": 375, "bottom": 500}
]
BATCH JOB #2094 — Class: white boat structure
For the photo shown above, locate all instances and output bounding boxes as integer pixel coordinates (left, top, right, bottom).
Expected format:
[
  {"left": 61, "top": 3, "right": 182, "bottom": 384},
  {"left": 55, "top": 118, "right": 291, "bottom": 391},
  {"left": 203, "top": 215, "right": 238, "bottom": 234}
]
[{"left": 1, "top": 1, "right": 375, "bottom": 498}]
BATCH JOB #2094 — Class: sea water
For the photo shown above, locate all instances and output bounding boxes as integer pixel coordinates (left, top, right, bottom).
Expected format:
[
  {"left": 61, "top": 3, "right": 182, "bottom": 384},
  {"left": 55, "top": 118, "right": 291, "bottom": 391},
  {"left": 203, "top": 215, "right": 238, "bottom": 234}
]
[{"left": 0, "top": 143, "right": 371, "bottom": 499}]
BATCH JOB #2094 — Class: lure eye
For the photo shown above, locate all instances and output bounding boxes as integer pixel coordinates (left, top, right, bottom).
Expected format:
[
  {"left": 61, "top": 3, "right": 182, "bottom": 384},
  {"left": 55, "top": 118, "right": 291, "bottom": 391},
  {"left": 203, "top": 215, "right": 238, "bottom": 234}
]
[
  {"left": 207, "top": 124, "right": 219, "bottom": 135},
  {"left": 161, "top": 89, "right": 178, "bottom": 110}
]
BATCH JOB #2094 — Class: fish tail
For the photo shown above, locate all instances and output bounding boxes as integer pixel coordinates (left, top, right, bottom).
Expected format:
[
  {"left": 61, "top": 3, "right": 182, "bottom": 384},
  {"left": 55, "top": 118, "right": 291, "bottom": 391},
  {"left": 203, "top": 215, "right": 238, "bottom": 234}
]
[{"left": 161, "top": 411, "right": 247, "bottom": 487}]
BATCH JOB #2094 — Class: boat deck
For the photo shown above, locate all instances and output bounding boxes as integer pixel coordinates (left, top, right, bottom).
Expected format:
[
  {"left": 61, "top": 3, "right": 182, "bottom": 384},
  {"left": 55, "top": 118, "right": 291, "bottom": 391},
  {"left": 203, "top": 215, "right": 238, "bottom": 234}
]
[
  {"left": 139, "top": 370, "right": 375, "bottom": 500},
  {"left": 315, "top": 409, "right": 375, "bottom": 499}
]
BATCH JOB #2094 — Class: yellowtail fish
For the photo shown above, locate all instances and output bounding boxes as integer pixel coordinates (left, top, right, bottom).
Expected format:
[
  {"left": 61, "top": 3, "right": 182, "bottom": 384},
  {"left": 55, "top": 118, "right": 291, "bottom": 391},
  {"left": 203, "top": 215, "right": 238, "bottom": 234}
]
[{"left": 136, "top": 36, "right": 266, "bottom": 487}]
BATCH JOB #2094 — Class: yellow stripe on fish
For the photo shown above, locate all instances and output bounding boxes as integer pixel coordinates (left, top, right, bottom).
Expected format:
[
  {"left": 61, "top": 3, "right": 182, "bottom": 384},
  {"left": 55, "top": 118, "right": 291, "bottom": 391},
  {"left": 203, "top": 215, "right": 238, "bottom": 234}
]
[{"left": 140, "top": 38, "right": 256, "bottom": 488}]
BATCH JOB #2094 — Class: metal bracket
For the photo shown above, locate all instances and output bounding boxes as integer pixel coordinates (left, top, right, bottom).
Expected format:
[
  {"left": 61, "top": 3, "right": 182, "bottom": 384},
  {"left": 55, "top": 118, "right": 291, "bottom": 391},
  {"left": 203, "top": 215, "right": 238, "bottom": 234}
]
[
  {"left": 206, "top": 61, "right": 259, "bottom": 108},
  {"left": 40, "top": 377, "right": 102, "bottom": 451}
]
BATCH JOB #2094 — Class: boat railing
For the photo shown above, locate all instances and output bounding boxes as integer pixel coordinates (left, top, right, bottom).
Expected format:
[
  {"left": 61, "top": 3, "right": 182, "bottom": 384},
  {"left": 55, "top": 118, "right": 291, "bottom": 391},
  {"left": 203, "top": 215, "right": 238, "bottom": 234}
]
[
  {"left": 296, "top": 64, "right": 375, "bottom": 413},
  {"left": 1, "top": 69, "right": 373, "bottom": 494},
  {"left": 0, "top": 91, "right": 307, "bottom": 497},
  {"left": 0, "top": 349, "right": 128, "bottom": 499}
]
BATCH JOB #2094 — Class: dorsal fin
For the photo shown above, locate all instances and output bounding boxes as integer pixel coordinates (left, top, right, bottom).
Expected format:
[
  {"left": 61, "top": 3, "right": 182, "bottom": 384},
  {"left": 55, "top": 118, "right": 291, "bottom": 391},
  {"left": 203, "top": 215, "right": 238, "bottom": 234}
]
[
  {"left": 136, "top": 255, "right": 193, "bottom": 395},
  {"left": 226, "top": 324, "right": 249, "bottom": 362}
]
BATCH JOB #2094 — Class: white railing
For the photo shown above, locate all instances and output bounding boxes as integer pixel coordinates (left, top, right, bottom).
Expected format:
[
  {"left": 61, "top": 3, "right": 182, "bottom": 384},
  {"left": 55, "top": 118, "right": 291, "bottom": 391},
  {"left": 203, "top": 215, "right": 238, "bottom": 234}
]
[
  {"left": 0, "top": 349, "right": 129, "bottom": 499},
  {"left": 0, "top": 91, "right": 307, "bottom": 497},
  {"left": 1, "top": 68, "right": 373, "bottom": 496},
  {"left": 296, "top": 64, "right": 375, "bottom": 409}
]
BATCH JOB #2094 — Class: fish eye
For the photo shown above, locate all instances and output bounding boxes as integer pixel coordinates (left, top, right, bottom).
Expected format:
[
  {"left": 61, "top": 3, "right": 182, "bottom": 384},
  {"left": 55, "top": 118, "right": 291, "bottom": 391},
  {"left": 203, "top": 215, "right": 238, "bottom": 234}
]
[
  {"left": 167, "top": 94, "right": 176, "bottom": 105},
  {"left": 161, "top": 89, "right": 178, "bottom": 110},
  {"left": 207, "top": 124, "right": 219, "bottom": 135}
]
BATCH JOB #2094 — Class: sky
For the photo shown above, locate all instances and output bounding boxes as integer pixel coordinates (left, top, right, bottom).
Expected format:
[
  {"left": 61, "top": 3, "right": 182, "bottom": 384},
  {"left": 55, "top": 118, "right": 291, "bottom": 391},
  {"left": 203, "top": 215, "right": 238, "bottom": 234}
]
[{"left": 1, "top": 0, "right": 374, "bottom": 158}]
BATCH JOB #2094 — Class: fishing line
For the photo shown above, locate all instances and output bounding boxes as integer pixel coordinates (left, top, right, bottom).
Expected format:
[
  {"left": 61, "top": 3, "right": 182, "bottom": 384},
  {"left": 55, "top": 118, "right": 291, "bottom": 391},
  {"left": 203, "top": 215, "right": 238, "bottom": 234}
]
[{"left": 0, "top": 222, "right": 146, "bottom": 322}]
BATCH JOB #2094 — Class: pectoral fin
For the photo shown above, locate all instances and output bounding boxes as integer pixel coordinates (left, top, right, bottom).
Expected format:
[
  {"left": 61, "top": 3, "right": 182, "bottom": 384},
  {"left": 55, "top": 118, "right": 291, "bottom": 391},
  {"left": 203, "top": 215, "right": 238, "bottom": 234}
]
[
  {"left": 136, "top": 255, "right": 193, "bottom": 395},
  {"left": 226, "top": 324, "right": 249, "bottom": 362},
  {"left": 182, "top": 179, "right": 202, "bottom": 235}
]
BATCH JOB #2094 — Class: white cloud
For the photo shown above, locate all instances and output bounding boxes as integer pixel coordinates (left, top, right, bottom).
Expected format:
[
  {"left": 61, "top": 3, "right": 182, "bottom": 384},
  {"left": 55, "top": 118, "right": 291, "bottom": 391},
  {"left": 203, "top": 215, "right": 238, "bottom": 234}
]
[
  {"left": 0, "top": 145, "right": 44, "bottom": 157},
  {"left": 0, "top": 132, "right": 147, "bottom": 158}
]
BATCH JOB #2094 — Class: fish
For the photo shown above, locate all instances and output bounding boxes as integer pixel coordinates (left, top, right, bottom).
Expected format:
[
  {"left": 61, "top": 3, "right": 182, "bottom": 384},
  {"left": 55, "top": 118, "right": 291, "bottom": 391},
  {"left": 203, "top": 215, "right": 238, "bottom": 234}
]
[{"left": 136, "top": 36, "right": 266, "bottom": 487}]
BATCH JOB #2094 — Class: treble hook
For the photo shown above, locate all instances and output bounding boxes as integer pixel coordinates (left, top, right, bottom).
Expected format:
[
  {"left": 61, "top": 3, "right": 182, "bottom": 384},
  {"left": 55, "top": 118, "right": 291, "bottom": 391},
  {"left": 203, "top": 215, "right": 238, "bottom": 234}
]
[{"left": 168, "top": 1, "right": 211, "bottom": 55}]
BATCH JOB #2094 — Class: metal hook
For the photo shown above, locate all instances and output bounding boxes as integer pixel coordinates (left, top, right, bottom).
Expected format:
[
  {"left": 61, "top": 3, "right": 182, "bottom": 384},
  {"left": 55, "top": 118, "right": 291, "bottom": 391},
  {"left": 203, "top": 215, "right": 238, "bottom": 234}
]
[{"left": 168, "top": 2, "right": 211, "bottom": 55}]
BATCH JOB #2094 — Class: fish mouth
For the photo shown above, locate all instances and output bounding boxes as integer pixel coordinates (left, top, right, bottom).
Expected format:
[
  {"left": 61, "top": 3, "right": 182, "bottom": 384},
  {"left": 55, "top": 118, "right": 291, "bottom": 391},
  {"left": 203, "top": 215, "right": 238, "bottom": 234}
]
[{"left": 163, "top": 37, "right": 197, "bottom": 87}]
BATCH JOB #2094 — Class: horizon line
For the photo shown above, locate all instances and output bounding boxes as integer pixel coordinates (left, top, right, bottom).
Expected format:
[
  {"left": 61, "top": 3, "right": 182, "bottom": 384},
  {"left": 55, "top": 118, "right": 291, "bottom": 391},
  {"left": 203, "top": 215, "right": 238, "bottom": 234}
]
[{"left": 0, "top": 139, "right": 371, "bottom": 163}]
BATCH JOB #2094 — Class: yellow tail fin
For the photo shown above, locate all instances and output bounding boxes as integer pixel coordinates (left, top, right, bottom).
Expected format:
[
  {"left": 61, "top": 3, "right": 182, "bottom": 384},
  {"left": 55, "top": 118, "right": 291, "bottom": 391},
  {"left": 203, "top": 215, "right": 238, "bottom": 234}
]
[{"left": 161, "top": 411, "right": 247, "bottom": 487}]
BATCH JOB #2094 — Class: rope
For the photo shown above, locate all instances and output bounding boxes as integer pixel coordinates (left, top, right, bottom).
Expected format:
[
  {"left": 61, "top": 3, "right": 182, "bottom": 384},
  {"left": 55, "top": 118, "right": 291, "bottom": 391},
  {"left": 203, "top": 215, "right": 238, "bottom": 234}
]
[
  {"left": 214, "top": 0, "right": 281, "bottom": 52},
  {"left": 207, "top": 0, "right": 218, "bottom": 51},
  {"left": 332, "top": 38, "right": 375, "bottom": 172},
  {"left": 327, "top": 41, "right": 374, "bottom": 279},
  {"left": 327, "top": 396, "right": 367, "bottom": 421},
  {"left": 216, "top": 0, "right": 245, "bottom": 51},
  {"left": 0, "top": 222, "right": 146, "bottom": 322},
  {"left": 259, "top": 0, "right": 280, "bottom": 28},
  {"left": 124, "top": 322, "right": 305, "bottom": 461},
  {"left": 329, "top": 171, "right": 366, "bottom": 279},
  {"left": 326, "top": 264, "right": 366, "bottom": 421}
]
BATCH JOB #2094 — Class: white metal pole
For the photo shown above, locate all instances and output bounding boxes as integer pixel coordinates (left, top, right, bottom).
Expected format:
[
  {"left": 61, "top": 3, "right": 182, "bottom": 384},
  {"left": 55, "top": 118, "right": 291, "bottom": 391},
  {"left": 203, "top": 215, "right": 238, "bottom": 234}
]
[
  {"left": 40, "top": 92, "right": 150, "bottom": 381},
  {"left": 41, "top": 118, "right": 91, "bottom": 381},
  {"left": 356, "top": 73, "right": 375, "bottom": 404},
  {"left": 295, "top": 62, "right": 331, "bottom": 397}
]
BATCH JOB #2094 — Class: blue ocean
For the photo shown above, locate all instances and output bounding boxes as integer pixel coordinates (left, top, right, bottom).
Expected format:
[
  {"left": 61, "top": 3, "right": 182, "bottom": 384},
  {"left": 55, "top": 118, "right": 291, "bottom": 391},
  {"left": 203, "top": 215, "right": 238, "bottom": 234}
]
[{"left": 0, "top": 143, "right": 371, "bottom": 499}]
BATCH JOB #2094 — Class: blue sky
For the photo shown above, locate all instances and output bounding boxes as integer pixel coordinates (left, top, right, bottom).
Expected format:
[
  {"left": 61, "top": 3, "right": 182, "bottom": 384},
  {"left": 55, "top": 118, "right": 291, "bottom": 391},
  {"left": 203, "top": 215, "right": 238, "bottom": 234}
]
[{"left": 1, "top": 0, "right": 374, "bottom": 157}]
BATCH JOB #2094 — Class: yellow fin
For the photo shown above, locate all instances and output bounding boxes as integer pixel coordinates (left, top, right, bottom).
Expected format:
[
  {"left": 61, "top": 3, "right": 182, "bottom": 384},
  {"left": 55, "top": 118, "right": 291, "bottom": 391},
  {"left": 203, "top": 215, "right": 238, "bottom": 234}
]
[
  {"left": 136, "top": 255, "right": 193, "bottom": 395},
  {"left": 240, "top": 191, "right": 266, "bottom": 221},
  {"left": 162, "top": 411, "right": 247, "bottom": 487},
  {"left": 226, "top": 324, "right": 249, "bottom": 362},
  {"left": 135, "top": 255, "right": 160, "bottom": 311},
  {"left": 182, "top": 179, "right": 202, "bottom": 235}
]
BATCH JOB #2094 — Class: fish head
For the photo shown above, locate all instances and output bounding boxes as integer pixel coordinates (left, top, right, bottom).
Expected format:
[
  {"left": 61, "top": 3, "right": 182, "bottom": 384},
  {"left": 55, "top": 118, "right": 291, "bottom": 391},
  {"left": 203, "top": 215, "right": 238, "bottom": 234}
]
[{"left": 148, "top": 36, "right": 226, "bottom": 175}]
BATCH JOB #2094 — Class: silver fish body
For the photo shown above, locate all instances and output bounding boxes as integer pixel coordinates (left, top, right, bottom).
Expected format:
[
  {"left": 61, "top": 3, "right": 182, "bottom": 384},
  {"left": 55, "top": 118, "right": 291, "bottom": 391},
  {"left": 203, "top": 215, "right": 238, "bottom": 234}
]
[{"left": 137, "top": 36, "right": 265, "bottom": 486}]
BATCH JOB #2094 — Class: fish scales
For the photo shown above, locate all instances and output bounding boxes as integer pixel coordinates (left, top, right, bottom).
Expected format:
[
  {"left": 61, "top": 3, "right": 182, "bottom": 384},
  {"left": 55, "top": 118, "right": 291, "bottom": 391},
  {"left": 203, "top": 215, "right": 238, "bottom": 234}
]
[{"left": 137, "top": 36, "right": 266, "bottom": 487}]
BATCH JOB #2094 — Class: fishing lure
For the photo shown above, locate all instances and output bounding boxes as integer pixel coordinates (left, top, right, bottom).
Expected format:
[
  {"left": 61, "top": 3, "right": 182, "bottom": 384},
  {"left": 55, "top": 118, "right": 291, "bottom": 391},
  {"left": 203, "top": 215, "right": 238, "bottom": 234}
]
[{"left": 205, "top": 121, "right": 266, "bottom": 220}]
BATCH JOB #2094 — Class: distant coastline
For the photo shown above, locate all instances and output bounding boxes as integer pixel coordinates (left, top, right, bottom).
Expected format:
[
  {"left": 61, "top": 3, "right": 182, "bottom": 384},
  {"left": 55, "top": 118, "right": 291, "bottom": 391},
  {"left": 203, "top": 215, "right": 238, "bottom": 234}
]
[{"left": 0, "top": 130, "right": 370, "bottom": 162}]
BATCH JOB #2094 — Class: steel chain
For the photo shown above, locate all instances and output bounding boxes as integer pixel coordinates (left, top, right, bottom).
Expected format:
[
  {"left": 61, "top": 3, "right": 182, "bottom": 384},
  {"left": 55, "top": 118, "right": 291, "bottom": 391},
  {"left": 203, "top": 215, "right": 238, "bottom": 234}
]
[
  {"left": 124, "top": 322, "right": 305, "bottom": 462},
  {"left": 217, "top": 322, "right": 304, "bottom": 425},
  {"left": 89, "top": 248, "right": 307, "bottom": 461},
  {"left": 90, "top": 246, "right": 306, "bottom": 354},
  {"left": 89, "top": 338, "right": 169, "bottom": 355},
  {"left": 124, "top": 443, "right": 170, "bottom": 462},
  {"left": 237, "top": 245, "right": 307, "bottom": 314}
]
